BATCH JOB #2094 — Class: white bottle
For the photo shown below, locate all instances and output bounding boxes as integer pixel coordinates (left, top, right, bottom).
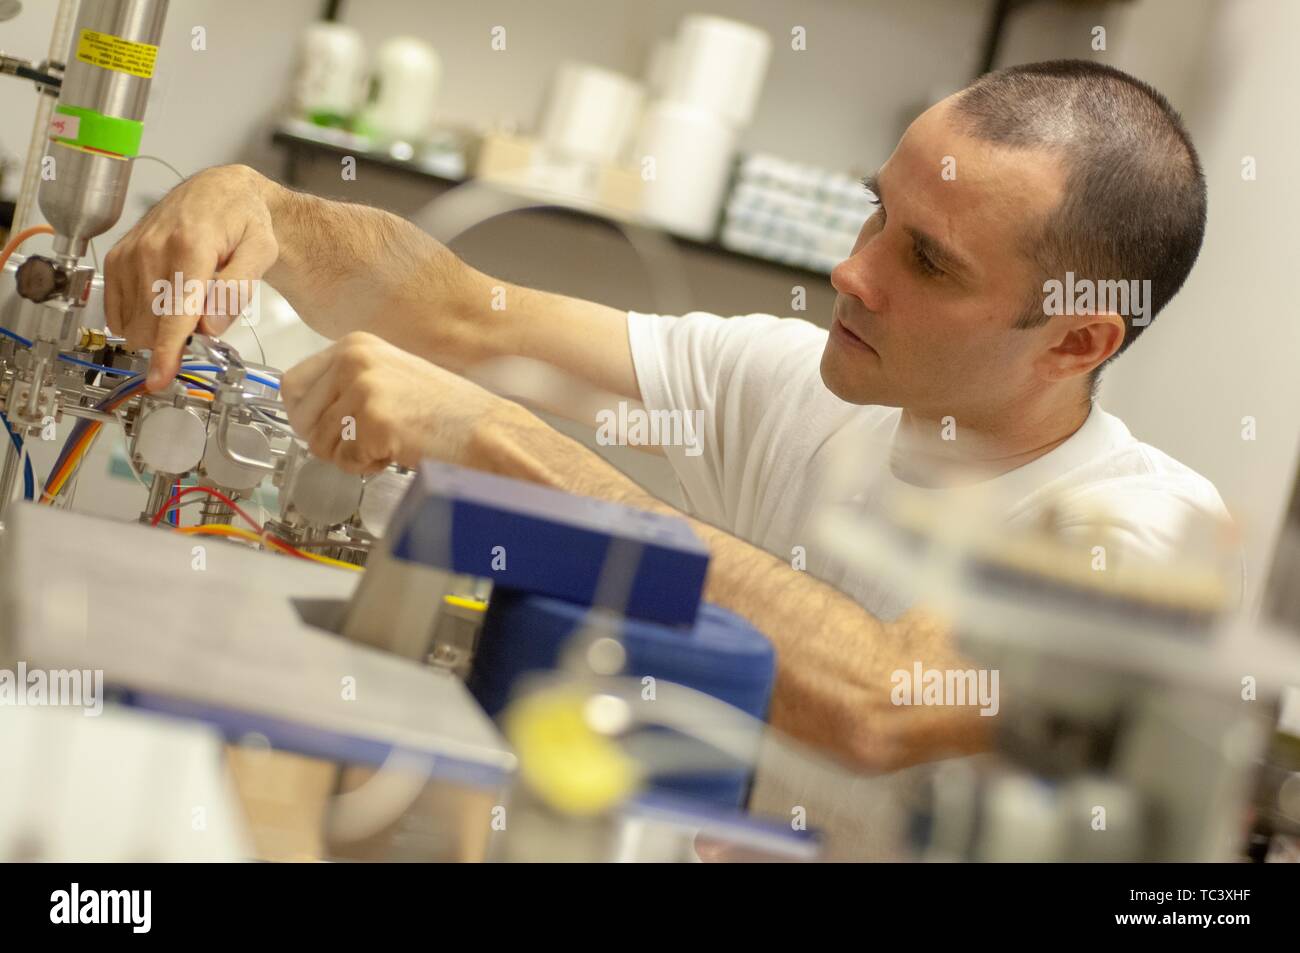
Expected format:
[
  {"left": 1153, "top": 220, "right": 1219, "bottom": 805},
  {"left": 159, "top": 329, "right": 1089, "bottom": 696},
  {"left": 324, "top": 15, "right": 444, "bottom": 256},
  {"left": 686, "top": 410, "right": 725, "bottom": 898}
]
[
  {"left": 362, "top": 37, "right": 442, "bottom": 144},
  {"left": 292, "top": 22, "right": 368, "bottom": 126}
]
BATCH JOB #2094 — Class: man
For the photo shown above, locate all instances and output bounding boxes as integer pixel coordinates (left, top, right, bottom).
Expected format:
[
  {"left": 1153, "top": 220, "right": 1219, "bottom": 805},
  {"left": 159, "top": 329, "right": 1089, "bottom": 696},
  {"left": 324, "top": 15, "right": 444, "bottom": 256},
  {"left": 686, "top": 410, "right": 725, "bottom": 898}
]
[{"left": 104, "top": 60, "right": 1234, "bottom": 849}]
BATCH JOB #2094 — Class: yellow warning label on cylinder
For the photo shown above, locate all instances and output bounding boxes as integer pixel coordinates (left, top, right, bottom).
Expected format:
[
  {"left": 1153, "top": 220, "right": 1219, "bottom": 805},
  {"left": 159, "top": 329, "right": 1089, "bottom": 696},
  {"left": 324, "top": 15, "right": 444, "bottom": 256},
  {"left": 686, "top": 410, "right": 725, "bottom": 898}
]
[{"left": 74, "top": 29, "right": 157, "bottom": 79}]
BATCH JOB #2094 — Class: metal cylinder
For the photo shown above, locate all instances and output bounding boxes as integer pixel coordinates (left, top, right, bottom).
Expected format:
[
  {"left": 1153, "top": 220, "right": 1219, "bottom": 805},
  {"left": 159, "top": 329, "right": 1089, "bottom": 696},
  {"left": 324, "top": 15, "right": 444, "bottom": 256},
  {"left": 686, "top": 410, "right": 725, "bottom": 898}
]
[
  {"left": 38, "top": 0, "right": 169, "bottom": 258},
  {"left": 283, "top": 457, "right": 363, "bottom": 528},
  {"left": 140, "top": 468, "right": 172, "bottom": 524},
  {"left": 358, "top": 467, "right": 414, "bottom": 538},
  {"left": 0, "top": 437, "right": 23, "bottom": 523},
  {"left": 131, "top": 403, "right": 206, "bottom": 474}
]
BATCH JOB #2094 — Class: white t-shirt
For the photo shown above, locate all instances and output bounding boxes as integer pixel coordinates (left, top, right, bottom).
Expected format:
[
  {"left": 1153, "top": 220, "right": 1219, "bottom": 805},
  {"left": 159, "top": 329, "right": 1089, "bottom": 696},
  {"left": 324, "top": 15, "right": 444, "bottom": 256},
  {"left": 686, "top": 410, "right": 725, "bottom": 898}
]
[
  {"left": 627, "top": 310, "right": 1241, "bottom": 858},
  {"left": 628, "top": 310, "right": 1240, "bottom": 620}
]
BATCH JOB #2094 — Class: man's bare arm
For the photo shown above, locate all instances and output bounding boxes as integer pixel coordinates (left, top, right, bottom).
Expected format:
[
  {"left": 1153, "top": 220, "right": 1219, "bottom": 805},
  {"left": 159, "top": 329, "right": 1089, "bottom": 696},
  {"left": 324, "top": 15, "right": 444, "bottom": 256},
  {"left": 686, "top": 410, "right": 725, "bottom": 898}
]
[
  {"left": 107, "top": 164, "right": 641, "bottom": 404},
  {"left": 468, "top": 400, "right": 995, "bottom": 773}
]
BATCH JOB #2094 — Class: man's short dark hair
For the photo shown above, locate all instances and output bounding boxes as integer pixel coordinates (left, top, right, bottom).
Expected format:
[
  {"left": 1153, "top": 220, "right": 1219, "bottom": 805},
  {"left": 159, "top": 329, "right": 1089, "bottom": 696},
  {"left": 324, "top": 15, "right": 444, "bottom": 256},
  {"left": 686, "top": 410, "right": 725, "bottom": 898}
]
[{"left": 950, "top": 59, "right": 1207, "bottom": 386}]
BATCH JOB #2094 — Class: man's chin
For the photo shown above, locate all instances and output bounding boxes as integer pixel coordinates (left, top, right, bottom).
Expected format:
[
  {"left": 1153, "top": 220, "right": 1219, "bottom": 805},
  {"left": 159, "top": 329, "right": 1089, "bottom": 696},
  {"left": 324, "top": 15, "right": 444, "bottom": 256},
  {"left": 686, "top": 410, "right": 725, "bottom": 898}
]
[{"left": 819, "top": 344, "right": 888, "bottom": 406}]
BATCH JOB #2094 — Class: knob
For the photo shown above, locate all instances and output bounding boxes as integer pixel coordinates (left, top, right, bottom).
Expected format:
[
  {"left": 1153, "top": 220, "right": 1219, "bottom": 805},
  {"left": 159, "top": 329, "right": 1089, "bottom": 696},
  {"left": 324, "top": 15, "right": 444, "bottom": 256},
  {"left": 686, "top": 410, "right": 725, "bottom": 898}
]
[{"left": 15, "top": 255, "right": 68, "bottom": 303}]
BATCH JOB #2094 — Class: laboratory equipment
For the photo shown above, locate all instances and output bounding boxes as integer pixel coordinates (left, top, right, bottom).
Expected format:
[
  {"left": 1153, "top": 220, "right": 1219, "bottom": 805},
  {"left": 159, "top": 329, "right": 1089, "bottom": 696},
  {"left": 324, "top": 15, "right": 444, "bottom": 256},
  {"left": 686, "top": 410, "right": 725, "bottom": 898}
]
[
  {"left": 815, "top": 480, "right": 1300, "bottom": 861},
  {"left": 469, "top": 592, "right": 776, "bottom": 808},
  {"left": 1, "top": 0, "right": 171, "bottom": 523}
]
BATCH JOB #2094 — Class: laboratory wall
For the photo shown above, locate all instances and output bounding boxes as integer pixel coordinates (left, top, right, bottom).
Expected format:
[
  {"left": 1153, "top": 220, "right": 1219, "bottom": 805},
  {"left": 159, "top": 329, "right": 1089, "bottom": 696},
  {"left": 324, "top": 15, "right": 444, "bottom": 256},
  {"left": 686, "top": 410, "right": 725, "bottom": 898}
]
[{"left": 1086, "top": 0, "right": 1300, "bottom": 611}]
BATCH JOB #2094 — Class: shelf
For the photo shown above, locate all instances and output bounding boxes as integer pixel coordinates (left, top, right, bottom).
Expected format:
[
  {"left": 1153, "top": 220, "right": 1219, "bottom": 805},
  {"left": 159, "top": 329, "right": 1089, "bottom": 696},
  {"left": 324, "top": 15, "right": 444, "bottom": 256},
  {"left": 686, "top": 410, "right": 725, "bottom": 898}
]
[{"left": 270, "top": 125, "right": 837, "bottom": 283}]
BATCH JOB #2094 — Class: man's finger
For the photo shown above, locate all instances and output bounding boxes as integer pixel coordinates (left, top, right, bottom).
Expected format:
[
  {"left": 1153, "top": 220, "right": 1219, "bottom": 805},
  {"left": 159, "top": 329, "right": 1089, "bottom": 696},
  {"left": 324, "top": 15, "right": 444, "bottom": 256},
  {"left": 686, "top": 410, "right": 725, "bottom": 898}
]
[
  {"left": 284, "top": 361, "right": 339, "bottom": 441},
  {"left": 214, "top": 226, "right": 277, "bottom": 287},
  {"left": 310, "top": 394, "right": 351, "bottom": 465},
  {"left": 121, "top": 265, "right": 154, "bottom": 352},
  {"left": 203, "top": 231, "right": 278, "bottom": 338},
  {"left": 281, "top": 347, "right": 337, "bottom": 407},
  {"left": 102, "top": 246, "right": 127, "bottom": 336},
  {"left": 145, "top": 244, "right": 217, "bottom": 391}
]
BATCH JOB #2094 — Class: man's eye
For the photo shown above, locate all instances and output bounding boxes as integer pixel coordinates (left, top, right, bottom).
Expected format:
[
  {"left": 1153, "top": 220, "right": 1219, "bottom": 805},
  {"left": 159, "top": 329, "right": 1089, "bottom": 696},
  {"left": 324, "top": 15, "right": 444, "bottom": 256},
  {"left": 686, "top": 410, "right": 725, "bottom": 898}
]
[{"left": 913, "top": 244, "right": 943, "bottom": 277}]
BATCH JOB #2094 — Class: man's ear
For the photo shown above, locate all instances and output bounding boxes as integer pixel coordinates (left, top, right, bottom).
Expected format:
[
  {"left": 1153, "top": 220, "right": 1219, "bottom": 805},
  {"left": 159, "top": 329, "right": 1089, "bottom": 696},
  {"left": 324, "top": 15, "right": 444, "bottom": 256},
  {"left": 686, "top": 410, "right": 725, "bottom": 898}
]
[{"left": 1036, "top": 313, "right": 1126, "bottom": 381}]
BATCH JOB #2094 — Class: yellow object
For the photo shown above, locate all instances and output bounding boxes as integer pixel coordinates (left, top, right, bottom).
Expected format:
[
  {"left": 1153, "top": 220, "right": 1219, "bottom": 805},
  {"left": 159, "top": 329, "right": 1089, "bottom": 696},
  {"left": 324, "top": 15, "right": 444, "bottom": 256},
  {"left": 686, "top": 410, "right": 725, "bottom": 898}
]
[
  {"left": 443, "top": 594, "right": 487, "bottom": 612},
  {"left": 75, "top": 29, "right": 158, "bottom": 79},
  {"left": 503, "top": 689, "right": 639, "bottom": 816},
  {"left": 175, "top": 524, "right": 364, "bottom": 572},
  {"left": 177, "top": 373, "right": 217, "bottom": 394},
  {"left": 75, "top": 328, "right": 108, "bottom": 351}
]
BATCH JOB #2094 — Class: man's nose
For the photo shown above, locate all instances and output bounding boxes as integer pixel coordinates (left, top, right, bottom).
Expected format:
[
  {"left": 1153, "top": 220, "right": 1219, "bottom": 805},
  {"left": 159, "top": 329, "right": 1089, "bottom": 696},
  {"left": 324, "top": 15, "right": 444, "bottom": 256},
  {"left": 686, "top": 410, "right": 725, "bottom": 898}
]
[{"left": 831, "top": 245, "right": 885, "bottom": 314}]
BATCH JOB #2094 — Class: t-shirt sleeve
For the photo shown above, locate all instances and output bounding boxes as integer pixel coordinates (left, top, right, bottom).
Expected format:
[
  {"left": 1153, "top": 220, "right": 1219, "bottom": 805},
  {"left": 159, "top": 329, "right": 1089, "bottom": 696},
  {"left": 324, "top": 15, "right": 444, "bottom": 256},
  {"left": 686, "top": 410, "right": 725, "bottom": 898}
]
[{"left": 626, "top": 310, "right": 831, "bottom": 531}]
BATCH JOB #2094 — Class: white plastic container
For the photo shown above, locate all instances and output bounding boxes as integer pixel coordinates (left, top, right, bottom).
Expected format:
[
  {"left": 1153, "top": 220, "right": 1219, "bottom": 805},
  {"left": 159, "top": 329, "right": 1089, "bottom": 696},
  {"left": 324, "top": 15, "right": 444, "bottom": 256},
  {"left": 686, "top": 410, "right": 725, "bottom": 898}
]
[
  {"left": 363, "top": 36, "right": 443, "bottom": 143},
  {"left": 635, "top": 100, "right": 737, "bottom": 240},
  {"left": 291, "top": 22, "right": 367, "bottom": 124},
  {"left": 539, "top": 62, "right": 644, "bottom": 165},
  {"left": 663, "top": 15, "right": 772, "bottom": 129}
]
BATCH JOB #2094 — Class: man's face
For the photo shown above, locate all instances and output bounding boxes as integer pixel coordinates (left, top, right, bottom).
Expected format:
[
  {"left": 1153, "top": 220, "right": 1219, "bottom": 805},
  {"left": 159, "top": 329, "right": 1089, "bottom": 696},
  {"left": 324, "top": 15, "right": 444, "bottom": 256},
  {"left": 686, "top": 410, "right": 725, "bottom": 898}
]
[{"left": 821, "top": 98, "right": 1067, "bottom": 421}]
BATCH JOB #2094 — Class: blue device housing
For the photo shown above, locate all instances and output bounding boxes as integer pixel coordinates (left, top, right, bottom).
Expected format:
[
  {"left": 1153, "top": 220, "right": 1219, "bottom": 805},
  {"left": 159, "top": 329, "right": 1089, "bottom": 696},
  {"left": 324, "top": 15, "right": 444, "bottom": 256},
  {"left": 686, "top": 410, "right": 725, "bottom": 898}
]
[{"left": 389, "top": 461, "right": 709, "bottom": 626}]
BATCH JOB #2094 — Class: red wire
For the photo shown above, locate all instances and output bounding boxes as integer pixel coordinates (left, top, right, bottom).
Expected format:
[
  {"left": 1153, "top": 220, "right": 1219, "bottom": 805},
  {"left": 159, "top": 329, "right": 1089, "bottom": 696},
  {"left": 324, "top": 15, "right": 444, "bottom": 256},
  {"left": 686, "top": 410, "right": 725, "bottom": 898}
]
[
  {"left": 150, "top": 485, "right": 262, "bottom": 530},
  {"left": 152, "top": 485, "right": 324, "bottom": 564}
]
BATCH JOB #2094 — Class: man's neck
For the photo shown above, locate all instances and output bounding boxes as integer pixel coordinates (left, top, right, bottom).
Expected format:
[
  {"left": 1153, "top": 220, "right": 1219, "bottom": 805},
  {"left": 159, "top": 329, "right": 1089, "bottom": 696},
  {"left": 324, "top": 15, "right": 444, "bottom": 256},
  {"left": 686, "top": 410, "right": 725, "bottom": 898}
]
[{"left": 892, "top": 388, "right": 1092, "bottom": 488}]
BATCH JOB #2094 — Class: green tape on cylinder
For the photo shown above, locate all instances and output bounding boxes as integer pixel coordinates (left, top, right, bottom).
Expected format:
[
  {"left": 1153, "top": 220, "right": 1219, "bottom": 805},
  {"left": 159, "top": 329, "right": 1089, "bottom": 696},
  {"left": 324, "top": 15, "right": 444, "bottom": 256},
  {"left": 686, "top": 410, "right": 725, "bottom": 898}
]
[{"left": 51, "top": 104, "right": 143, "bottom": 158}]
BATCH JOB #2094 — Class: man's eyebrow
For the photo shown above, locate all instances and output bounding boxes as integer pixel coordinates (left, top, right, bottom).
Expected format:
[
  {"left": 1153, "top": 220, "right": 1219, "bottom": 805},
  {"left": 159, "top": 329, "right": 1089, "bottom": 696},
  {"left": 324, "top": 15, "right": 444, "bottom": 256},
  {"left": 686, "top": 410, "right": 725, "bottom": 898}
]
[
  {"left": 863, "top": 169, "right": 976, "bottom": 280},
  {"left": 907, "top": 227, "right": 976, "bottom": 280}
]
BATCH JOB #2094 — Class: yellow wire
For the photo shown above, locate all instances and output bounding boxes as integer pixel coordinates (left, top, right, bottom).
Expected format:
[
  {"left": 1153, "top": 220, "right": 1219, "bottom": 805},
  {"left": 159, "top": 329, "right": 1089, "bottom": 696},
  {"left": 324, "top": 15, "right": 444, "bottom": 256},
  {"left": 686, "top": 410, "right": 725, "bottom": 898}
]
[
  {"left": 174, "top": 524, "right": 363, "bottom": 572},
  {"left": 292, "top": 548, "right": 365, "bottom": 572},
  {"left": 175, "top": 523, "right": 264, "bottom": 545},
  {"left": 44, "top": 424, "right": 100, "bottom": 500}
]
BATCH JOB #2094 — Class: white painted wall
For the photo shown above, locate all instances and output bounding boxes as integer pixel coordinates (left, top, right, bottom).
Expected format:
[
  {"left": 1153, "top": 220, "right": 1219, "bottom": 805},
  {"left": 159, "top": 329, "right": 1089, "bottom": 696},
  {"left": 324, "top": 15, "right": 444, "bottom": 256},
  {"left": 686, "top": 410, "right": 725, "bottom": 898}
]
[{"left": 1080, "top": 0, "right": 1300, "bottom": 608}]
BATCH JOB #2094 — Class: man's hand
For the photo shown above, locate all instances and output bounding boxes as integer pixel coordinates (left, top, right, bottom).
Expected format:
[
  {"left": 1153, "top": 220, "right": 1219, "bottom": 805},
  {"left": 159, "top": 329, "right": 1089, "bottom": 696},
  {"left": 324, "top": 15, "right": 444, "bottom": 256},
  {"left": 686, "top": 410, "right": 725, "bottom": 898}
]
[
  {"left": 763, "top": 602, "right": 995, "bottom": 773},
  {"left": 102, "top": 163, "right": 637, "bottom": 427},
  {"left": 103, "top": 164, "right": 279, "bottom": 391},
  {"left": 280, "top": 331, "right": 505, "bottom": 474}
]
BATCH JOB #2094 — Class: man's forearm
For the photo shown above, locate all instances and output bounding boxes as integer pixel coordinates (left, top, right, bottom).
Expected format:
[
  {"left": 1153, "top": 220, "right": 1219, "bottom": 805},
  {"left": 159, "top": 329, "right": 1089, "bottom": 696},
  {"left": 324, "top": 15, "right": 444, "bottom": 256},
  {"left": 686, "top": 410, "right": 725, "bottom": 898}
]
[
  {"left": 468, "top": 402, "right": 994, "bottom": 773},
  {"left": 255, "top": 171, "right": 640, "bottom": 403},
  {"left": 258, "top": 176, "right": 488, "bottom": 366}
]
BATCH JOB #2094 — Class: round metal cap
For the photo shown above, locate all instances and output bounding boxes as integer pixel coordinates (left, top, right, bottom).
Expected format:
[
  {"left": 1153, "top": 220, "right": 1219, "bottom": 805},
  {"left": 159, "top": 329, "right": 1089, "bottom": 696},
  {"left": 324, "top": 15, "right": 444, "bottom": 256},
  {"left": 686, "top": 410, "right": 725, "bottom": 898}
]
[
  {"left": 285, "top": 458, "right": 363, "bottom": 527},
  {"left": 133, "top": 406, "right": 207, "bottom": 474}
]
